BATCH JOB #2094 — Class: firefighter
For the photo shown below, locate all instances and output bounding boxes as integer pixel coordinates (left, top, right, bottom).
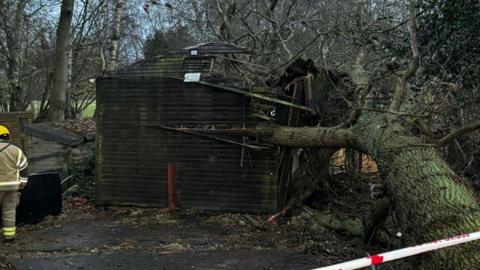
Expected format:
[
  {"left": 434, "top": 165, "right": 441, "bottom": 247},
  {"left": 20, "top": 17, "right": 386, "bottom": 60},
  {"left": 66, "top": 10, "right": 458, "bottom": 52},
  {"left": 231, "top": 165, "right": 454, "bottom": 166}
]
[{"left": 0, "top": 125, "right": 28, "bottom": 242}]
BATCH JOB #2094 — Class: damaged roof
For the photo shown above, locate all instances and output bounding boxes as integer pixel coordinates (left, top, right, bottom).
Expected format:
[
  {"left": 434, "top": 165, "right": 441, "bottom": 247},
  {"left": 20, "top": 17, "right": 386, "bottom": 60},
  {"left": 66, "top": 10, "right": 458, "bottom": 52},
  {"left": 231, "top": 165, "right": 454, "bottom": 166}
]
[
  {"left": 181, "top": 42, "right": 251, "bottom": 55},
  {"left": 112, "top": 55, "right": 212, "bottom": 78},
  {"left": 23, "top": 123, "right": 85, "bottom": 146},
  {"left": 108, "top": 41, "right": 251, "bottom": 79}
]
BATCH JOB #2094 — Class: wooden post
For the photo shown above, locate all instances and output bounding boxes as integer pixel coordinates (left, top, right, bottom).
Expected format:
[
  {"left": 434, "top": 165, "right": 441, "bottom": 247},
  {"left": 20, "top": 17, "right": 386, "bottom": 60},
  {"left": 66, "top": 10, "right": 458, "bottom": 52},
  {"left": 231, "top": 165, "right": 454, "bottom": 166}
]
[{"left": 167, "top": 163, "right": 176, "bottom": 211}]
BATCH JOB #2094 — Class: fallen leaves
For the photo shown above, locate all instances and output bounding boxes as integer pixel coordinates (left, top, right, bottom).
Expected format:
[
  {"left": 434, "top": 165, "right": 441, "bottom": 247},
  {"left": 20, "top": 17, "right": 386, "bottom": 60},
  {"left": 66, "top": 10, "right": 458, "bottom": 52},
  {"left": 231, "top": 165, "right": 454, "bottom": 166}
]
[
  {"left": 54, "top": 119, "right": 95, "bottom": 139},
  {"left": 0, "top": 254, "right": 15, "bottom": 270}
]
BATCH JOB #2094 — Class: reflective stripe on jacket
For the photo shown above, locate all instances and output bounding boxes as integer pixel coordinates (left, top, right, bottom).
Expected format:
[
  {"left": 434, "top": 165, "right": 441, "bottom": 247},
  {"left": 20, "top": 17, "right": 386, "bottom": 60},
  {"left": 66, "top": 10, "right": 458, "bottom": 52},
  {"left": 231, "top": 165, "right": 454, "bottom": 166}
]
[{"left": 0, "top": 142, "right": 28, "bottom": 191}]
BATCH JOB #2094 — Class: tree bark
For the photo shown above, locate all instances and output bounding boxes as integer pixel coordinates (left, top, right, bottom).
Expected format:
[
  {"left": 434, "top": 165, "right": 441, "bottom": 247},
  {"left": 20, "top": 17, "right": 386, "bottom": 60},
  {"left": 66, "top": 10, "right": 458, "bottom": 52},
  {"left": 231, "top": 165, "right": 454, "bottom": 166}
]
[
  {"left": 385, "top": 149, "right": 480, "bottom": 269},
  {"left": 106, "top": 0, "right": 124, "bottom": 72},
  {"left": 6, "top": 0, "right": 27, "bottom": 111},
  {"left": 65, "top": 41, "right": 73, "bottom": 119},
  {"left": 257, "top": 126, "right": 357, "bottom": 148},
  {"left": 218, "top": 0, "right": 236, "bottom": 41},
  {"left": 50, "top": 0, "right": 75, "bottom": 121},
  {"left": 354, "top": 113, "right": 480, "bottom": 269},
  {"left": 258, "top": 112, "right": 480, "bottom": 269}
]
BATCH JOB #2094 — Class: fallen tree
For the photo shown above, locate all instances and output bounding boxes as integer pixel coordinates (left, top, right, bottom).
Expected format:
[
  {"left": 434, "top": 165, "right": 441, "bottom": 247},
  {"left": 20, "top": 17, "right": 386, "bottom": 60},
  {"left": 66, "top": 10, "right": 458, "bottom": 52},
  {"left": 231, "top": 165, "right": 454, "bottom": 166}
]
[
  {"left": 260, "top": 113, "right": 480, "bottom": 269},
  {"left": 160, "top": 54, "right": 480, "bottom": 268},
  {"left": 254, "top": 57, "right": 480, "bottom": 268},
  {"left": 246, "top": 2, "right": 480, "bottom": 267}
]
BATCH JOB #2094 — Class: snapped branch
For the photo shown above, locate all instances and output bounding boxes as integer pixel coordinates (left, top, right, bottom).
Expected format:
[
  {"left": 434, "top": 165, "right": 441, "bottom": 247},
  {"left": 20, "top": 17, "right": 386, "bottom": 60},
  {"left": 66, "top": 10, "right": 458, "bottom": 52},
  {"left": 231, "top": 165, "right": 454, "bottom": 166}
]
[{"left": 256, "top": 126, "right": 358, "bottom": 148}]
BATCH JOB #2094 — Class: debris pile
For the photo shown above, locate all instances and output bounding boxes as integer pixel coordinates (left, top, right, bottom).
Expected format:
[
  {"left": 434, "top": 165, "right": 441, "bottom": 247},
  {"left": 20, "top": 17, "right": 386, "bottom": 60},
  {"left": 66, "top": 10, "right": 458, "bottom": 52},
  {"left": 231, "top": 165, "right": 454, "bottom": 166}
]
[
  {"left": 54, "top": 118, "right": 95, "bottom": 140},
  {"left": 54, "top": 118, "right": 95, "bottom": 133}
]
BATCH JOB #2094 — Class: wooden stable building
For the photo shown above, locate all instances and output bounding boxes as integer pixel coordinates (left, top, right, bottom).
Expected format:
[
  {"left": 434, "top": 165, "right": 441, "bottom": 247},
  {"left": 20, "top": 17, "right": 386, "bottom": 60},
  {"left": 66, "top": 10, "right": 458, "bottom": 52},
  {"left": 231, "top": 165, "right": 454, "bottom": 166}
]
[{"left": 95, "top": 42, "right": 282, "bottom": 212}]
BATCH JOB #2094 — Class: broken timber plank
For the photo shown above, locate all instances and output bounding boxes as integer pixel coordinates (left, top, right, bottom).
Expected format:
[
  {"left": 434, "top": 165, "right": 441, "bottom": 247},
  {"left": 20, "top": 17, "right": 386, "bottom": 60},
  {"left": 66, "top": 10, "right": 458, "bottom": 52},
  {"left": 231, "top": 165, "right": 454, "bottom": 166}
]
[
  {"left": 196, "top": 81, "right": 316, "bottom": 113},
  {"left": 146, "top": 124, "right": 272, "bottom": 151}
]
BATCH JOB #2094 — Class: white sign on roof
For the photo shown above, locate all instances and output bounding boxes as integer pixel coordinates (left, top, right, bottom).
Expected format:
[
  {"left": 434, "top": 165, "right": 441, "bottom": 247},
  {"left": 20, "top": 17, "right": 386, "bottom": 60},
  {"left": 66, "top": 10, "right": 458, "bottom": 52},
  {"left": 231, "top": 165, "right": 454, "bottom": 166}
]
[{"left": 184, "top": 73, "right": 201, "bottom": 82}]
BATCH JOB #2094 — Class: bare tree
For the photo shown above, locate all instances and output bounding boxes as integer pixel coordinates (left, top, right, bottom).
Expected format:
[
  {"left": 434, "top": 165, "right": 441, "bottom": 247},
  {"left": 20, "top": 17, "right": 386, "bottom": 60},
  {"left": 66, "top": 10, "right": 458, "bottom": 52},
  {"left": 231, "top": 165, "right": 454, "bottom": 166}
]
[
  {"left": 0, "top": 0, "right": 28, "bottom": 111},
  {"left": 50, "top": 0, "right": 75, "bottom": 121},
  {"left": 106, "top": 0, "right": 124, "bottom": 72}
]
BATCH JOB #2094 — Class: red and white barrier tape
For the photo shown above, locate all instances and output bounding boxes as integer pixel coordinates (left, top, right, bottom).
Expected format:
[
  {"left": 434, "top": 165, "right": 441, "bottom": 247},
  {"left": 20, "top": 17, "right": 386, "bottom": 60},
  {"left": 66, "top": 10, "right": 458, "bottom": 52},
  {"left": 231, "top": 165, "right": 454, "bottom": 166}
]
[{"left": 313, "top": 231, "right": 480, "bottom": 270}]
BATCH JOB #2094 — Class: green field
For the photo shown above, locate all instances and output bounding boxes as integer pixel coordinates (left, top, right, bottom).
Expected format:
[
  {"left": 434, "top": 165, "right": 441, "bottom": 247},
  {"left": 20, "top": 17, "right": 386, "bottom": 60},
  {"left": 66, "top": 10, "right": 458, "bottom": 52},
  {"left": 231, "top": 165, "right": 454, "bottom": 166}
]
[
  {"left": 28, "top": 101, "right": 96, "bottom": 119},
  {"left": 83, "top": 103, "right": 96, "bottom": 118}
]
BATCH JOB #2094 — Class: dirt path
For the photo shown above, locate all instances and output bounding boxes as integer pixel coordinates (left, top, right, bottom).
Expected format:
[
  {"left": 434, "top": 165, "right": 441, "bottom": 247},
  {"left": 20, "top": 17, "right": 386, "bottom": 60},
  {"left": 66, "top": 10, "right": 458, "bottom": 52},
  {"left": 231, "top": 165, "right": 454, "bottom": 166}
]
[
  {"left": 1, "top": 198, "right": 366, "bottom": 270},
  {"left": 1, "top": 172, "right": 412, "bottom": 270},
  {"left": 7, "top": 218, "right": 313, "bottom": 269}
]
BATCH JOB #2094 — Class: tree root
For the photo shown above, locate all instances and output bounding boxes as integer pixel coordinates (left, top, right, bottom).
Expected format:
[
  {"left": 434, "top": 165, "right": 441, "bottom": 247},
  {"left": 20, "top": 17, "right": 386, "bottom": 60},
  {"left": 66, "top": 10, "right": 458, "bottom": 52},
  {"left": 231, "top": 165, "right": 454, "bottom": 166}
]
[{"left": 363, "top": 197, "right": 391, "bottom": 245}]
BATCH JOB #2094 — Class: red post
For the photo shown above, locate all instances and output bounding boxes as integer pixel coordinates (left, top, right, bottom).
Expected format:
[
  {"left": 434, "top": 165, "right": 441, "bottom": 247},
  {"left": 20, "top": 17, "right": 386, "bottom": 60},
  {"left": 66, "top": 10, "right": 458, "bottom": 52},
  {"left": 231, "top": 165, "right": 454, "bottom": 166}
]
[{"left": 167, "top": 163, "right": 176, "bottom": 211}]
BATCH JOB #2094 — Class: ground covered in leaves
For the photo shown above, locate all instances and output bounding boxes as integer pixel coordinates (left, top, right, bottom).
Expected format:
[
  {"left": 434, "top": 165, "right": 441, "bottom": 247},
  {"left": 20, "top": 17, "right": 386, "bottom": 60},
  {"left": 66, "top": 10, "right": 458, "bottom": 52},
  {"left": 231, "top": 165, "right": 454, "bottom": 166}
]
[{"left": 1, "top": 173, "right": 412, "bottom": 270}]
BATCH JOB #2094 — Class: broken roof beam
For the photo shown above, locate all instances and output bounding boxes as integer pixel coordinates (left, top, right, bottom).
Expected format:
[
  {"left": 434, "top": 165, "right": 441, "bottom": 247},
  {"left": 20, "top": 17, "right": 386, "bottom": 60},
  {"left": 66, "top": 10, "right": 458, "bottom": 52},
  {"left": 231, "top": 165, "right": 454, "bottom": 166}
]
[
  {"left": 196, "top": 81, "right": 316, "bottom": 114},
  {"left": 146, "top": 124, "right": 272, "bottom": 151}
]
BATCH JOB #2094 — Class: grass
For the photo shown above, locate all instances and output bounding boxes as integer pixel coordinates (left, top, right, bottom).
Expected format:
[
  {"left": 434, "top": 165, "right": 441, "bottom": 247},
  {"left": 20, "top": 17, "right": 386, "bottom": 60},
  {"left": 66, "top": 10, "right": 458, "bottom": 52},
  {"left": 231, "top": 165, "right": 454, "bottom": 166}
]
[
  {"left": 83, "top": 103, "right": 96, "bottom": 118},
  {"left": 28, "top": 101, "right": 96, "bottom": 119}
]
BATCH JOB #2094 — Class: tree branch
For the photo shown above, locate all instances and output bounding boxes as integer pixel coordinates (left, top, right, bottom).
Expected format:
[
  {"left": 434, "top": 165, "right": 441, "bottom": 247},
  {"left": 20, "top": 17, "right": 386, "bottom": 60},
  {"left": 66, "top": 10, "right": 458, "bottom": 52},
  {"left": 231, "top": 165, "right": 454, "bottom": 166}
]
[
  {"left": 269, "top": 0, "right": 279, "bottom": 11},
  {"left": 256, "top": 126, "right": 357, "bottom": 148},
  {"left": 408, "top": 0, "right": 420, "bottom": 61},
  {"left": 389, "top": 0, "right": 419, "bottom": 111},
  {"left": 437, "top": 120, "right": 480, "bottom": 147},
  {"left": 106, "top": 0, "right": 124, "bottom": 72},
  {"left": 336, "top": 63, "right": 370, "bottom": 127}
]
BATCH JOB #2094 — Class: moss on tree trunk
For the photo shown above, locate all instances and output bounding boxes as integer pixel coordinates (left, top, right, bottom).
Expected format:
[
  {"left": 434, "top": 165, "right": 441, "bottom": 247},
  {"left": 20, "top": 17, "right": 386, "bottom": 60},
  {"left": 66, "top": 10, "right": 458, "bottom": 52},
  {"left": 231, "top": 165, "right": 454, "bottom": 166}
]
[
  {"left": 258, "top": 110, "right": 480, "bottom": 268},
  {"left": 354, "top": 113, "right": 480, "bottom": 269}
]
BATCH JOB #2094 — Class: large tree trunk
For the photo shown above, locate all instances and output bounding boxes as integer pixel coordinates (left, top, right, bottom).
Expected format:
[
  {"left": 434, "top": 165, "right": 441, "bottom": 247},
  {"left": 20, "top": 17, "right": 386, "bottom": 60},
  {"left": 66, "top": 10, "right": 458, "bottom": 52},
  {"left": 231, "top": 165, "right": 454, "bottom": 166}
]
[
  {"left": 50, "top": 0, "right": 75, "bottom": 121},
  {"left": 259, "top": 112, "right": 480, "bottom": 269},
  {"left": 353, "top": 113, "right": 480, "bottom": 269},
  {"left": 384, "top": 146, "right": 480, "bottom": 269},
  {"left": 6, "top": 0, "right": 27, "bottom": 111}
]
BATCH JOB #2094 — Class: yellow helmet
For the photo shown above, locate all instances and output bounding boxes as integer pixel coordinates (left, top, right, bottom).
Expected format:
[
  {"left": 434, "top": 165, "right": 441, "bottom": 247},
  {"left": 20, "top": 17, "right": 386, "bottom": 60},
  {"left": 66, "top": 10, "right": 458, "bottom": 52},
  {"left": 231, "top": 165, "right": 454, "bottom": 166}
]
[{"left": 0, "top": 125, "right": 10, "bottom": 136}]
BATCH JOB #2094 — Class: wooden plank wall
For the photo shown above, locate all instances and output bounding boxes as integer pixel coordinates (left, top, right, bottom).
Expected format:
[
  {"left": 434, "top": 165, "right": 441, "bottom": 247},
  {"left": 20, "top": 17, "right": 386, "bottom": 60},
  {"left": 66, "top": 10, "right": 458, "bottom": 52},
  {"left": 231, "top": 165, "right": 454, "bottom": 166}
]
[
  {"left": 96, "top": 77, "right": 279, "bottom": 213},
  {"left": 28, "top": 137, "right": 68, "bottom": 174}
]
